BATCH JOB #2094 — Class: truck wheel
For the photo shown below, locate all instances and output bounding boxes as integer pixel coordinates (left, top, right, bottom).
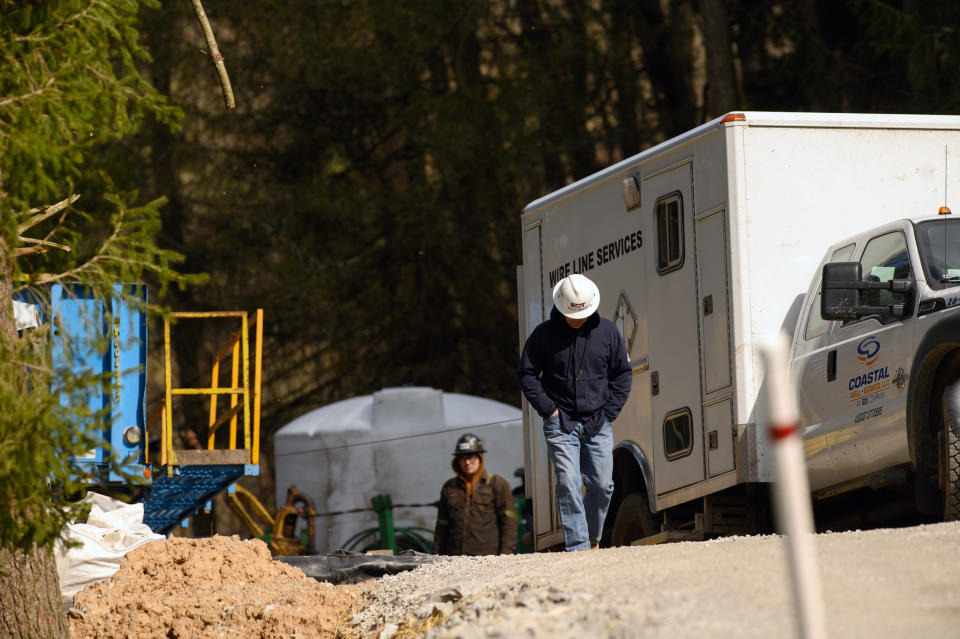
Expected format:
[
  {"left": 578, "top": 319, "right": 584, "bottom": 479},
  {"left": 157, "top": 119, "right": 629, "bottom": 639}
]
[
  {"left": 943, "top": 382, "right": 960, "bottom": 521},
  {"left": 610, "top": 492, "right": 657, "bottom": 546}
]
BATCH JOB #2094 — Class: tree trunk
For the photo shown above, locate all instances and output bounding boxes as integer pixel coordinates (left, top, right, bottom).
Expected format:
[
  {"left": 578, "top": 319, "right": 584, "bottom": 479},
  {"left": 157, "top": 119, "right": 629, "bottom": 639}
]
[
  {"left": 698, "top": 0, "right": 741, "bottom": 118},
  {"left": 0, "top": 547, "right": 67, "bottom": 638},
  {"left": 0, "top": 239, "right": 16, "bottom": 340},
  {"left": 516, "top": 0, "right": 566, "bottom": 188},
  {"left": 0, "top": 242, "right": 66, "bottom": 638},
  {"left": 903, "top": 0, "right": 923, "bottom": 103},
  {"left": 606, "top": 0, "right": 642, "bottom": 157},
  {"left": 796, "top": 0, "right": 825, "bottom": 111},
  {"left": 633, "top": 0, "right": 699, "bottom": 138}
]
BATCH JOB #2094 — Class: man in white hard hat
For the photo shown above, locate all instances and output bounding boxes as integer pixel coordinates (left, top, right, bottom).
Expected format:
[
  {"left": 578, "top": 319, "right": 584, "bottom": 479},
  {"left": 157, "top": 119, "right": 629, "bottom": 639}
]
[{"left": 517, "top": 274, "right": 632, "bottom": 551}]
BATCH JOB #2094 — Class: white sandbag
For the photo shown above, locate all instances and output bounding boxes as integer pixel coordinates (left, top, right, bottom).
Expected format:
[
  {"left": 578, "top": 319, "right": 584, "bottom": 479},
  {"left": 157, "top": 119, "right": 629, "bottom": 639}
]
[
  {"left": 55, "top": 492, "right": 164, "bottom": 609},
  {"left": 13, "top": 299, "right": 39, "bottom": 331}
]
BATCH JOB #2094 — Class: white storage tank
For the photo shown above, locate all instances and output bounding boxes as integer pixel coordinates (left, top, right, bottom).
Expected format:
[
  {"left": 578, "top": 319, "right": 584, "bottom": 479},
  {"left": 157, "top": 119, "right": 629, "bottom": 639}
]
[{"left": 273, "top": 387, "right": 524, "bottom": 554}]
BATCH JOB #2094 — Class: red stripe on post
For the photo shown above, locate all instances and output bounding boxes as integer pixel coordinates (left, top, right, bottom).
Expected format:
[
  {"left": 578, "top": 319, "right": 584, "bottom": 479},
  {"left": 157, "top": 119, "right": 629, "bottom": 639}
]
[{"left": 769, "top": 422, "right": 798, "bottom": 441}]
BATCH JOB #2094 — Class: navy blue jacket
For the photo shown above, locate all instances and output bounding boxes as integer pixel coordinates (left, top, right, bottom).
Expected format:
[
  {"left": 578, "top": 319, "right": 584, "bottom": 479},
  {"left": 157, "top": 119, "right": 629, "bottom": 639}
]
[{"left": 517, "top": 307, "right": 632, "bottom": 436}]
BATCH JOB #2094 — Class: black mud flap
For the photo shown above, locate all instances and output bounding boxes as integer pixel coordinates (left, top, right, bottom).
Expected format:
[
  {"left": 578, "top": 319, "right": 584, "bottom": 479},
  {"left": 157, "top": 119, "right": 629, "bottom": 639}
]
[{"left": 276, "top": 549, "right": 438, "bottom": 584}]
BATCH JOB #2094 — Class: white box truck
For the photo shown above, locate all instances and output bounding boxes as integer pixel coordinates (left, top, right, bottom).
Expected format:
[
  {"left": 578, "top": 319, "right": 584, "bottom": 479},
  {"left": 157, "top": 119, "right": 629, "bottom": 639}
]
[{"left": 517, "top": 112, "right": 960, "bottom": 549}]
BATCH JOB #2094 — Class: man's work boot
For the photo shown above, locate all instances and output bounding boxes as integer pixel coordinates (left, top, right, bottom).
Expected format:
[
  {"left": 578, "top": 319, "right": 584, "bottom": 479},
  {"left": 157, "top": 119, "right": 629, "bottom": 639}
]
[{"left": 590, "top": 542, "right": 599, "bottom": 550}]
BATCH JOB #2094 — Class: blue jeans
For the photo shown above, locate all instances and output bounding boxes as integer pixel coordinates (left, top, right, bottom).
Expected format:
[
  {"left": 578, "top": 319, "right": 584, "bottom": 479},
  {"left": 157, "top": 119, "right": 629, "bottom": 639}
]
[{"left": 542, "top": 414, "right": 614, "bottom": 551}]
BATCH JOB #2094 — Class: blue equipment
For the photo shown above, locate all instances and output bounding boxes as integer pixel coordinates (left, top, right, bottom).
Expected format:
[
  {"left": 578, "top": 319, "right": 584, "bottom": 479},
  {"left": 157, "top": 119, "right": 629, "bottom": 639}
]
[{"left": 17, "top": 284, "right": 263, "bottom": 535}]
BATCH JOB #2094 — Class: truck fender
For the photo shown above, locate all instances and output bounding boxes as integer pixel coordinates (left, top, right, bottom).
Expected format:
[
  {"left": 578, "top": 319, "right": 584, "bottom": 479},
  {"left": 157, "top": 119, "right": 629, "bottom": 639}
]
[{"left": 612, "top": 440, "right": 655, "bottom": 512}]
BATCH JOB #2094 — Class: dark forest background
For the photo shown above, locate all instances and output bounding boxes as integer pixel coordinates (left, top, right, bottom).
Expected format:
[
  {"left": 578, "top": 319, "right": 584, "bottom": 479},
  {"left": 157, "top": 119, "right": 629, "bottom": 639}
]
[
  {"left": 4, "top": 3, "right": 960, "bottom": 631},
  {"left": 15, "top": 0, "right": 960, "bottom": 523},
  {"left": 129, "top": 0, "right": 960, "bottom": 521}
]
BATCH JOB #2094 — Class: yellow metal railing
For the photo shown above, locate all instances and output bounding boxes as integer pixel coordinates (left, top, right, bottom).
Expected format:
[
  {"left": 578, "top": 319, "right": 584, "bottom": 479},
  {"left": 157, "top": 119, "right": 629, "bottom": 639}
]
[{"left": 157, "top": 309, "right": 264, "bottom": 468}]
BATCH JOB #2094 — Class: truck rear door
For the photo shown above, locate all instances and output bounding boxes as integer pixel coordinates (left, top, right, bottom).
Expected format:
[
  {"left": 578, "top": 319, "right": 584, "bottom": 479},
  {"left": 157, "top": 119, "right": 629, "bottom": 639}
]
[{"left": 643, "top": 163, "right": 706, "bottom": 494}]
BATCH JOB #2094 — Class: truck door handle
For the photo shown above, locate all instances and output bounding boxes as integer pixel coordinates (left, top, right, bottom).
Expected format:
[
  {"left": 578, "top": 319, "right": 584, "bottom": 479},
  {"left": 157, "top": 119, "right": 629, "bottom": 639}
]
[{"left": 827, "top": 350, "right": 837, "bottom": 382}]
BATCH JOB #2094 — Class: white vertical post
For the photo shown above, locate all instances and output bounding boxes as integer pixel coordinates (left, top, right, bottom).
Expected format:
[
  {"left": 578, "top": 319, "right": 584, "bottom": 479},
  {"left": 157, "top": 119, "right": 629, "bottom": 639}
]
[{"left": 760, "top": 333, "right": 827, "bottom": 639}]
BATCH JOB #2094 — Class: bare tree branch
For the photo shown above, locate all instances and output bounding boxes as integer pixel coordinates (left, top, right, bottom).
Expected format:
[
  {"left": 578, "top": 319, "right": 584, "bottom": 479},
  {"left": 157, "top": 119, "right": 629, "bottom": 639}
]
[
  {"left": 17, "top": 193, "right": 80, "bottom": 235},
  {"left": 13, "top": 246, "right": 46, "bottom": 257},
  {"left": 14, "top": 237, "right": 71, "bottom": 257},
  {"left": 191, "top": 0, "right": 236, "bottom": 110}
]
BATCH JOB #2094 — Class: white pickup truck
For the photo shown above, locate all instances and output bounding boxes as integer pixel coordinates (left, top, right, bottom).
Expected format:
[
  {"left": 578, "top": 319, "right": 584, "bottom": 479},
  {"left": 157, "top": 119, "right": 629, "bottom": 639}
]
[{"left": 517, "top": 112, "right": 960, "bottom": 548}]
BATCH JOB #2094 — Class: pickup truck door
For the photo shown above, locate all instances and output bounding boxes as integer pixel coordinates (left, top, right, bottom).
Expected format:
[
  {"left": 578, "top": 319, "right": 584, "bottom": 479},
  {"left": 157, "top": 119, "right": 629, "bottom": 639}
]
[
  {"left": 820, "top": 228, "right": 915, "bottom": 487},
  {"left": 792, "top": 243, "right": 856, "bottom": 491}
]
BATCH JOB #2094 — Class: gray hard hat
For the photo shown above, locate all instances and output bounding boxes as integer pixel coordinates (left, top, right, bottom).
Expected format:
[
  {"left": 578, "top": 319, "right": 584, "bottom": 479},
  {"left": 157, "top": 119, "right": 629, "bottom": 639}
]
[{"left": 453, "top": 433, "right": 485, "bottom": 455}]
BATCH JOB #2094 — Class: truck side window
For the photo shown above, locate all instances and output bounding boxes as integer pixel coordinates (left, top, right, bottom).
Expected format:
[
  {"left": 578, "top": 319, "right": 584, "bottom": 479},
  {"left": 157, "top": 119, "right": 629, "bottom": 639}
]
[
  {"left": 663, "top": 408, "right": 693, "bottom": 460},
  {"left": 804, "top": 244, "right": 855, "bottom": 340},
  {"left": 859, "top": 231, "right": 911, "bottom": 308},
  {"left": 655, "top": 194, "right": 683, "bottom": 274}
]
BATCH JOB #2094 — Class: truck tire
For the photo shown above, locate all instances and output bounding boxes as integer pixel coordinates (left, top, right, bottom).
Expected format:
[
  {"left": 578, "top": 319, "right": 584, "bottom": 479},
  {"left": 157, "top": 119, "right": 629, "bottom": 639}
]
[
  {"left": 610, "top": 492, "right": 657, "bottom": 546},
  {"left": 943, "top": 381, "right": 960, "bottom": 521}
]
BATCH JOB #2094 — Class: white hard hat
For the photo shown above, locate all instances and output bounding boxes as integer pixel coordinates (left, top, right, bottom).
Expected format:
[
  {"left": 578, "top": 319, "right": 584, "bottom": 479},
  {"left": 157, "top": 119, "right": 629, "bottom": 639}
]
[{"left": 552, "top": 274, "right": 600, "bottom": 319}]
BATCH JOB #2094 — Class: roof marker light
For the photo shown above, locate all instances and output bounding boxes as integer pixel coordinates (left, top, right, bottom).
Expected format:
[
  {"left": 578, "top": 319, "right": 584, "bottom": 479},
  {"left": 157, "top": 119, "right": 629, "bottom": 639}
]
[
  {"left": 939, "top": 206, "right": 951, "bottom": 215},
  {"left": 721, "top": 113, "right": 746, "bottom": 123}
]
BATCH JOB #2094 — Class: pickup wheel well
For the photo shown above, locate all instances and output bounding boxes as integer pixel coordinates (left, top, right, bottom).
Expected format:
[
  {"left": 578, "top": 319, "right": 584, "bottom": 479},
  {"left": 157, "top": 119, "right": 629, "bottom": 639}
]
[{"left": 911, "top": 347, "right": 960, "bottom": 510}]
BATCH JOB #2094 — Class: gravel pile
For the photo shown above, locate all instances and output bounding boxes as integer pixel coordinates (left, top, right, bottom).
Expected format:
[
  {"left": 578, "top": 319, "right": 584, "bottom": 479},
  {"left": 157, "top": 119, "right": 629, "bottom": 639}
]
[{"left": 350, "top": 522, "right": 960, "bottom": 639}]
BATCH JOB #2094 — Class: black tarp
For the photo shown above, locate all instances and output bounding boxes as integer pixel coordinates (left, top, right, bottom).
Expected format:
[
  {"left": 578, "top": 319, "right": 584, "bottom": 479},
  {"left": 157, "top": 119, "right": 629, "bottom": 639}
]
[{"left": 276, "top": 549, "right": 438, "bottom": 584}]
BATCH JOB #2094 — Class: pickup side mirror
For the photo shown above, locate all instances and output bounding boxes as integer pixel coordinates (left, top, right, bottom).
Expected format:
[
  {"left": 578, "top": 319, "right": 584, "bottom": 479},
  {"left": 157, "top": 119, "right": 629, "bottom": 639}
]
[{"left": 821, "top": 262, "right": 914, "bottom": 321}]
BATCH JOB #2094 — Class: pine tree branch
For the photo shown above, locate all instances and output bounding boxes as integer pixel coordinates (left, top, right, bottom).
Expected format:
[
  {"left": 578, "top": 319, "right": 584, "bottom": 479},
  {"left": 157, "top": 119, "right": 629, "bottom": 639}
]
[
  {"left": 4, "top": 357, "right": 52, "bottom": 375},
  {"left": 191, "top": 0, "right": 236, "bottom": 110},
  {"left": 0, "top": 78, "right": 55, "bottom": 107},
  {"left": 17, "top": 194, "right": 80, "bottom": 235},
  {"left": 12, "top": 0, "right": 98, "bottom": 43},
  {"left": 31, "top": 210, "right": 123, "bottom": 285},
  {"left": 28, "top": 205, "right": 123, "bottom": 286},
  {"left": 29, "top": 207, "right": 187, "bottom": 286},
  {"left": 0, "top": 0, "right": 42, "bottom": 14}
]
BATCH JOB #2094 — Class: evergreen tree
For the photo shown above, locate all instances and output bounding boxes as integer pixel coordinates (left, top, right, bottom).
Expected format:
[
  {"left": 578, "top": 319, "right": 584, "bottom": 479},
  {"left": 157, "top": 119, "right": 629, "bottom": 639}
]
[{"left": 0, "top": 2, "right": 198, "bottom": 636}]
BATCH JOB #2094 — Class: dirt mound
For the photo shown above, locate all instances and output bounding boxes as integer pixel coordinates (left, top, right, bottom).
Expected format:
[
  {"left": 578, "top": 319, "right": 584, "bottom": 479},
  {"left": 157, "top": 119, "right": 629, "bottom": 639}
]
[{"left": 68, "top": 535, "right": 365, "bottom": 639}]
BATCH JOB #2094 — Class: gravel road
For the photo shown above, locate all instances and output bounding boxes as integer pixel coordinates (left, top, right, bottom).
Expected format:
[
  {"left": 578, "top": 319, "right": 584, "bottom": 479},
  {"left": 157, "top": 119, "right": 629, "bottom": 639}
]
[{"left": 351, "top": 521, "right": 960, "bottom": 639}]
